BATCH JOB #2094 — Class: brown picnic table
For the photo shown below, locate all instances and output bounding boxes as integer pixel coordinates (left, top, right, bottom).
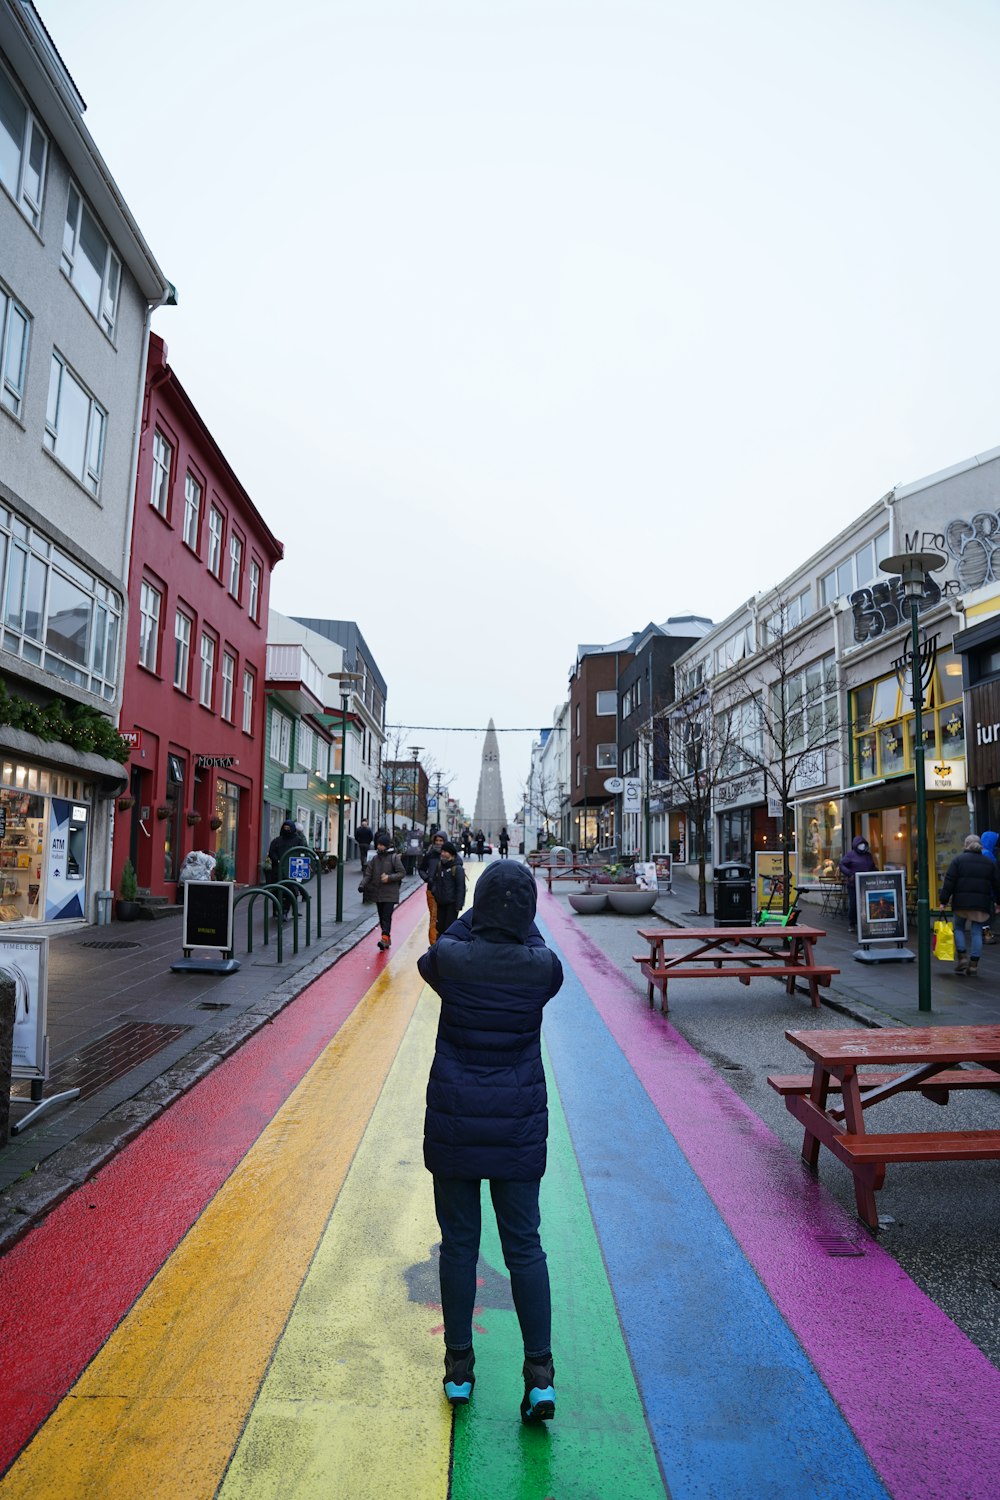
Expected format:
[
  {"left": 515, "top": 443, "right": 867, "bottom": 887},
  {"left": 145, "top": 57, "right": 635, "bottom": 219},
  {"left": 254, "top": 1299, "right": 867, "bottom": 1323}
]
[
  {"left": 770, "top": 1025, "right": 1000, "bottom": 1231},
  {"left": 633, "top": 925, "right": 838, "bottom": 1012},
  {"left": 536, "top": 862, "right": 602, "bottom": 892}
]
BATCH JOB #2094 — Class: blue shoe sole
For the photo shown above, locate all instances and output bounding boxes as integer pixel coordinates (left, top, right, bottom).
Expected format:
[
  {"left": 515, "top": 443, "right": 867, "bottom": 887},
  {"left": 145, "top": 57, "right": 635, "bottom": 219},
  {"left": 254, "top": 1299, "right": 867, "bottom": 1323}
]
[
  {"left": 444, "top": 1380, "right": 474, "bottom": 1405},
  {"left": 520, "top": 1385, "right": 556, "bottom": 1423}
]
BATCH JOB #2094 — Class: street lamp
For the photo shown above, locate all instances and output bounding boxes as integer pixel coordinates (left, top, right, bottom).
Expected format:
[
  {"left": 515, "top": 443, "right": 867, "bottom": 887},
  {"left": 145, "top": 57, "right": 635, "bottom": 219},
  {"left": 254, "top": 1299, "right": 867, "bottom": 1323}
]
[
  {"left": 879, "top": 550, "right": 946, "bottom": 1012},
  {"left": 329, "top": 671, "right": 363, "bottom": 923},
  {"left": 408, "top": 746, "right": 423, "bottom": 832}
]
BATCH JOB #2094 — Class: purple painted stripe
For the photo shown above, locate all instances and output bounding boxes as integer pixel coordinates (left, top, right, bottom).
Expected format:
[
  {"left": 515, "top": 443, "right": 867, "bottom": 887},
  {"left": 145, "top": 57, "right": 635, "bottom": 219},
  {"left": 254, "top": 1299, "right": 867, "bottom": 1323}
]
[{"left": 541, "top": 891, "right": 1000, "bottom": 1500}]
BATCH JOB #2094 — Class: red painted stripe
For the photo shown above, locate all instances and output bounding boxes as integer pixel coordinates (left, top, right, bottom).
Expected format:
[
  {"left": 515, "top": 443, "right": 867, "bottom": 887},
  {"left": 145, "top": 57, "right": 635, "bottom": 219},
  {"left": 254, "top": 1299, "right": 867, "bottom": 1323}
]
[{"left": 0, "top": 894, "right": 424, "bottom": 1475}]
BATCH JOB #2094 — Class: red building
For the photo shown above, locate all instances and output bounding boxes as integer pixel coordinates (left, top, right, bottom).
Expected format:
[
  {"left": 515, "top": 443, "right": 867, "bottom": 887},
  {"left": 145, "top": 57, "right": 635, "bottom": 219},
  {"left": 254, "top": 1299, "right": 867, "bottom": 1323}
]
[{"left": 113, "top": 335, "right": 283, "bottom": 898}]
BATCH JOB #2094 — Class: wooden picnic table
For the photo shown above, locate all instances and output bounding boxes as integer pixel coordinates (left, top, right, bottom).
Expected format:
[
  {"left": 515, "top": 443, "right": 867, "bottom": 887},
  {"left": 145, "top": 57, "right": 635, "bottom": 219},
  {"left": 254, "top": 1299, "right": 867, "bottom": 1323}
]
[
  {"left": 633, "top": 925, "right": 838, "bottom": 1013},
  {"left": 536, "top": 862, "right": 602, "bottom": 892},
  {"left": 770, "top": 1026, "right": 1000, "bottom": 1231}
]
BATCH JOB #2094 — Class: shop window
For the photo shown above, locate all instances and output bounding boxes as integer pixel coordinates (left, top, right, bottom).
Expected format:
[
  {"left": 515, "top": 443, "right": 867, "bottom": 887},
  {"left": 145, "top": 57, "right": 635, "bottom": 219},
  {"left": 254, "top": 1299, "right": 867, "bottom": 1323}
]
[{"left": 0, "top": 788, "right": 45, "bottom": 921}]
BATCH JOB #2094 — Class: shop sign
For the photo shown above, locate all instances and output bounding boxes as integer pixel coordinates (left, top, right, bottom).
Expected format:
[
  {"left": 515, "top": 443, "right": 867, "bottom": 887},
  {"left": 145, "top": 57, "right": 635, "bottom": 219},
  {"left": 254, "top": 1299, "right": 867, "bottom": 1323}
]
[
  {"left": 925, "top": 756, "right": 966, "bottom": 792},
  {"left": 195, "top": 755, "right": 238, "bottom": 769},
  {"left": 755, "top": 851, "right": 797, "bottom": 911},
  {"left": 855, "top": 868, "right": 907, "bottom": 944},
  {"left": 622, "top": 778, "right": 642, "bottom": 814},
  {"left": 283, "top": 772, "right": 309, "bottom": 790},
  {"left": 121, "top": 730, "right": 142, "bottom": 752},
  {"left": 716, "top": 772, "right": 763, "bottom": 808},
  {"left": 793, "top": 748, "right": 826, "bottom": 792},
  {"left": 183, "top": 881, "right": 234, "bottom": 953},
  {"left": 967, "top": 679, "right": 1000, "bottom": 785}
]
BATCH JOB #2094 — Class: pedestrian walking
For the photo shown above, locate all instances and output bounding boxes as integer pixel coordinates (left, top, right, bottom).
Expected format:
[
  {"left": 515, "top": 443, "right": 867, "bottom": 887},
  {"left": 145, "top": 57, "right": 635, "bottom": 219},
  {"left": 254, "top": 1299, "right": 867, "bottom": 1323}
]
[
  {"left": 430, "top": 840, "right": 466, "bottom": 938},
  {"left": 839, "top": 835, "right": 876, "bottom": 929},
  {"left": 498, "top": 827, "right": 510, "bottom": 858},
  {"left": 420, "top": 831, "right": 447, "bottom": 945},
  {"left": 418, "top": 861, "right": 564, "bottom": 1423},
  {"left": 267, "top": 820, "right": 301, "bottom": 920},
  {"left": 939, "top": 834, "right": 1000, "bottom": 976},
  {"left": 475, "top": 830, "right": 485, "bottom": 862},
  {"left": 461, "top": 829, "right": 472, "bottom": 860},
  {"left": 355, "top": 820, "right": 374, "bottom": 866},
  {"left": 980, "top": 830, "right": 998, "bottom": 942},
  {"left": 360, "top": 829, "right": 405, "bottom": 950}
]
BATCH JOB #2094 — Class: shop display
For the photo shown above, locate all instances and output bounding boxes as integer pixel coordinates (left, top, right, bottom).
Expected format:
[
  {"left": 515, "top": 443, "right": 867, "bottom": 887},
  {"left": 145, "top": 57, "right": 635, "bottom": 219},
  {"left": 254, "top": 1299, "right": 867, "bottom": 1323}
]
[{"left": 0, "top": 791, "right": 44, "bottom": 921}]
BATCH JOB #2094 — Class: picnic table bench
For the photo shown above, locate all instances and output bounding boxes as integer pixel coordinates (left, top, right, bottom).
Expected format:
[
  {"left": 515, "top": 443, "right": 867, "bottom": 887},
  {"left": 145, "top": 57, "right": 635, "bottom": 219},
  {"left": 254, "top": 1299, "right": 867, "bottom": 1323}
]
[
  {"left": 633, "top": 925, "right": 838, "bottom": 1012},
  {"left": 769, "top": 1026, "right": 1000, "bottom": 1231},
  {"left": 536, "top": 862, "right": 602, "bottom": 892}
]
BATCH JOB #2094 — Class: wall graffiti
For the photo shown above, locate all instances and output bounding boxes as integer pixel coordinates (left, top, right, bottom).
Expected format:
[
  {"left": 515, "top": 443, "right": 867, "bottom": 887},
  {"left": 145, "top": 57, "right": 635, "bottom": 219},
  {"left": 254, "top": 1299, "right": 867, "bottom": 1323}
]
[
  {"left": 936, "top": 513, "right": 1000, "bottom": 593},
  {"left": 849, "top": 575, "right": 941, "bottom": 643}
]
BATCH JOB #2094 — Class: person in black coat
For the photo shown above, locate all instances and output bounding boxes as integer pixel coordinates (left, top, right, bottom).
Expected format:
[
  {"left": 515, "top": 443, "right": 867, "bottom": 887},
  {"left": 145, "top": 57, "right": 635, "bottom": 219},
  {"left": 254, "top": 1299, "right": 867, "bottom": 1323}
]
[
  {"left": 498, "top": 827, "right": 510, "bottom": 858},
  {"left": 417, "top": 861, "right": 563, "bottom": 1423},
  {"left": 474, "top": 830, "right": 486, "bottom": 861},
  {"left": 429, "top": 841, "right": 465, "bottom": 938},
  {"left": 355, "top": 820, "right": 374, "bottom": 865},
  {"left": 840, "top": 835, "right": 876, "bottom": 927},
  {"left": 267, "top": 820, "right": 301, "bottom": 918},
  {"left": 939, "top": 834, "right": 1000, "bottom": 975},
  {"left": 419, "top": 831, "right": 447, "bottom": 946}
]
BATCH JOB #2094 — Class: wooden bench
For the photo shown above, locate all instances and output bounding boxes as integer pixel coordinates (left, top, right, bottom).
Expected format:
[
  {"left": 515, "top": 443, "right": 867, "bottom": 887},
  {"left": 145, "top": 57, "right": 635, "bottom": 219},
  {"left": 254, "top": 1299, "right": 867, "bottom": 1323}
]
[
  {"left": 773, "top": 1026, "right": 1000, "bottom": 1230},
  {"left": 631, "top": 925, "right": 837, "bottom": 1012}
]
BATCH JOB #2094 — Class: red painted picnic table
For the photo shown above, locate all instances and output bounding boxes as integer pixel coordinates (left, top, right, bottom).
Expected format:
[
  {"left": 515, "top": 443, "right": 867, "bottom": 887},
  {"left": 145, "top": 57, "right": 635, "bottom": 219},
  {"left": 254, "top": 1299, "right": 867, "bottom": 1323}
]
[
  {"left": 633, "top": 925, "right": 838, "bottom": 1011},
  {"left": 770, "top": 1025, "right": 1000, "bottom": 1231}
]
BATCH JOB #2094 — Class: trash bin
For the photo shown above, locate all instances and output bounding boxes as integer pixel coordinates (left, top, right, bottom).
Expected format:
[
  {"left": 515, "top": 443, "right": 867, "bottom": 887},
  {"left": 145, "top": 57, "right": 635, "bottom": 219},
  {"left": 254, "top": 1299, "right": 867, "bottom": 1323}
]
[
  {"left": 95, "top": 889, "right": 114, "bottom": 926},
  {"left": 713, "top": 862, "right": 752, "bottom": 926}
]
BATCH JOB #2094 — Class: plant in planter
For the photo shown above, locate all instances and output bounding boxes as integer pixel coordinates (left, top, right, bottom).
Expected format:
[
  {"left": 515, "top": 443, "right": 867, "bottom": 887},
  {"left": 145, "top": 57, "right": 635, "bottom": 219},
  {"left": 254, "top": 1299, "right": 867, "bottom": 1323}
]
[
  {"left": 209, "top": 815, "right": 223, "bottom": 831},
  {"left": 186, "top": 811, "right": 202, "bottom": 825},
  {"left": 155, "top": 804, "right": 171, "bottom": 821},
  {"left": 117, "top": 795, "right": 135, "bottom": 812},
  {"left": 117, "top": 859, "right": 140, "bottom": 921}
]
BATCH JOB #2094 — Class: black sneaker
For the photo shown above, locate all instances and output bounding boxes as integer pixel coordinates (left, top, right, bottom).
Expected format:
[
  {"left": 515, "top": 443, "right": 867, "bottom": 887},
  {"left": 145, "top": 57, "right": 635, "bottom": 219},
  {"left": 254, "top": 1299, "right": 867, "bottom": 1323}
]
[
  {"left": 443, "top": 1345, "right": 475, "bottom": 1405},
  {"left": 520, "top": 1355, "right": 556, "bottom": 1424}
]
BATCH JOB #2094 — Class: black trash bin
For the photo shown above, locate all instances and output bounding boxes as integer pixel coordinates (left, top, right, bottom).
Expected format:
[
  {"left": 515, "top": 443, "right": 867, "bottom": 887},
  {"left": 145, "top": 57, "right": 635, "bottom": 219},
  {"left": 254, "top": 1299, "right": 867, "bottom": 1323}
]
[{"left": 713, "top": 861, "right": 753, "bottom": 926}]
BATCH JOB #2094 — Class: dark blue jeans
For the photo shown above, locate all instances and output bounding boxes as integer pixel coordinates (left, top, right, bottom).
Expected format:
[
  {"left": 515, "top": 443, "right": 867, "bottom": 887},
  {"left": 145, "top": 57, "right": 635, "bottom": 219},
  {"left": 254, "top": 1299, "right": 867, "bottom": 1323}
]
[{"left": 433, "top": 1177, "right": 551, "bottom": 1358}]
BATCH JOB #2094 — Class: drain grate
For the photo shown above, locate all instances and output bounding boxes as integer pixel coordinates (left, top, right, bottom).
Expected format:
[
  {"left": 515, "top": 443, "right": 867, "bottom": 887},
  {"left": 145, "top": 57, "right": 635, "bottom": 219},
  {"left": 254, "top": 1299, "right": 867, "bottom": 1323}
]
[
  {"left": 196, "top": 1001, "right": 231, "bottom": 1011},
  {"left": 78, "top": 940, "right": 143, "bottom": 950},
  {"left": 816, "top": 1234, "right": 865, "bottom": 1257}
]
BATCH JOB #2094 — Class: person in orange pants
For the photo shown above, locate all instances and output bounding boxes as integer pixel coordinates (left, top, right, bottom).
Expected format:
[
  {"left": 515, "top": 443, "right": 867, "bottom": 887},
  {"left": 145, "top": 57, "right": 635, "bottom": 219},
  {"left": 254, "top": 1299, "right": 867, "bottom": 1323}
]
[{"left": 419, "top": 831, "right": 446, "bottom": 945}]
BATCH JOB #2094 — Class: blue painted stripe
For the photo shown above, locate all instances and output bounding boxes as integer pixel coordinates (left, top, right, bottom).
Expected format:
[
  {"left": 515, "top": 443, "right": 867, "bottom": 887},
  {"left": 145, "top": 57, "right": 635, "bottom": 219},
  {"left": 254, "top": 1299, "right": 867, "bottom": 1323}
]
[{"left": 537, "top": 917, "right": 888, "bottom": 1500}]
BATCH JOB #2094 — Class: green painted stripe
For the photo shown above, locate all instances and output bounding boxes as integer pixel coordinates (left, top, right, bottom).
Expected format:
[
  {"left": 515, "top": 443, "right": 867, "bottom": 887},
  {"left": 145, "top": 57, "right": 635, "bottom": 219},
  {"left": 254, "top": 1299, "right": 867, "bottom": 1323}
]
[{"left": 449, "top": 1037, "right": 667, "bottom": 1500}]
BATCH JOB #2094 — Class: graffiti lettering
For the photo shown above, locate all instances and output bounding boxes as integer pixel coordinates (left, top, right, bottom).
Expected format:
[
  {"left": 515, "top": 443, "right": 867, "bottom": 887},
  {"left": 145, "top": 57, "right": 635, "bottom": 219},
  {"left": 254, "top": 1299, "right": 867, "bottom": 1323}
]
[
  {"left": 903, "top": 530, "right": 946, "bottom": 554},
  {"left": 944, "top": 510, "right": 1000, "bottom": 592},
  {"left": 849, "top": 574, "right": 941, "bottom": 643}
]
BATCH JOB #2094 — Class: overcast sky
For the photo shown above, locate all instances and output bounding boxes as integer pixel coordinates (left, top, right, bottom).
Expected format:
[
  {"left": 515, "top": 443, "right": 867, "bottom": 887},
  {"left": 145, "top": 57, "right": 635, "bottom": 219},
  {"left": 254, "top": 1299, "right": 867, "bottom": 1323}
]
[{"left": 41, "top": 0, "right": 1000, "bottom": 812}]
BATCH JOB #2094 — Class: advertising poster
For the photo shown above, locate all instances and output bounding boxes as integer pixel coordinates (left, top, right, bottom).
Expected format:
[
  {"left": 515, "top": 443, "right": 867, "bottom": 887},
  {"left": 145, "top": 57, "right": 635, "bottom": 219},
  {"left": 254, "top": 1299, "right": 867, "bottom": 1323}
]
[
  {"left": 754, "top": 852, "right": 798, "bottom": 912},
  {"left": 1, "top": 935, "right": 48, "bottom": 1079},
  {"left": 183, "top": 881, "right": 235, "bottom": 953},
  {"left": 652, "top": 854, "right": 672, "bottom": 890},
  {"left": 856, "top": 869, "right": 907, "bottom": 944},
  {"left": 45, "top": 798, "right": 87, "bottom": 921}
]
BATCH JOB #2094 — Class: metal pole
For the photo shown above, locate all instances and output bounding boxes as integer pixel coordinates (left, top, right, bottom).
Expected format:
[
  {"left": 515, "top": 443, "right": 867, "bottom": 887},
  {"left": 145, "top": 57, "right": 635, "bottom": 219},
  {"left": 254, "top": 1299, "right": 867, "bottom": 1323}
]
[
  {"left": 336, "top": 692, "right": 348, "bottom": 922},
  {"left": 911, "top": 599, "right": 932, "bottom": 1011}
]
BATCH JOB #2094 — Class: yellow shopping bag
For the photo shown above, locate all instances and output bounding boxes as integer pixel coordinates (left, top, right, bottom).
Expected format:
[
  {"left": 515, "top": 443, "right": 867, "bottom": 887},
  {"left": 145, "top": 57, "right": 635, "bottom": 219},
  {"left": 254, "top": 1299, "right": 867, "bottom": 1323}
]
[{"left": 933, "top": 919, "right": 955, "bottom": 962}]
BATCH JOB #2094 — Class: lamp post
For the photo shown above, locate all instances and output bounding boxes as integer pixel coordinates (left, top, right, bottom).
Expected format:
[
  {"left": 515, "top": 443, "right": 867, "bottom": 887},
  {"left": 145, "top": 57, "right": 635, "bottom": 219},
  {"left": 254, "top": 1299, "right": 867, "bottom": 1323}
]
[
  {"left": 328, "top": 671, "right": 362, "bottom": 923},
  {"left": 408, "top": 746, "right": 423, "bottom": 833},
  {"left": 879, "top": 550, "right": 946, "bottom": 1012}
]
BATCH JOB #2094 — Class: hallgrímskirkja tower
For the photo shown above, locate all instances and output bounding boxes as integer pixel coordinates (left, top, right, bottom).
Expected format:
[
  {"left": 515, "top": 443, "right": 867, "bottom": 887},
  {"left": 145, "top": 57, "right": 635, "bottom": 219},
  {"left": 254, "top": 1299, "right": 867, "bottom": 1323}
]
[{"left": 472, "top": 718, "right": 508, "bottom": 840}]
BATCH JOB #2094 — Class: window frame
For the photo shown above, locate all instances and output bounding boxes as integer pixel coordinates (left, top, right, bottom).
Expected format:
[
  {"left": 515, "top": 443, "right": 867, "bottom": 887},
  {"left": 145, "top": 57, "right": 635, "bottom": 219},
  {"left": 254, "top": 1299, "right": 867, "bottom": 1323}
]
[
  {"left": 207, "top": 505, "right": 224, "bottom": 577},
  {"left": 228, "top": 530, "right": 243, "bottom": 599},
  {"left": 595, "top": 690, "right": 616, "bottom": 716},
  {"left": 270, "top": 710, "right": 291, "bottom": 766},
  {"left": 61, "top": 181, "right": 122, "bottom": 337},
  {"left": 182, "top": 471, "right": 202, "bottom": 550},
  {"left": 173, "top": 608, "right": 192, "bottom": 692},
  {"left": 198, "top": 631, "right": 216, "bottom": 709},
  {"left": 596, "top": 742, "right": 618, "bottom": 769},
  {"left": 150, "top": 429, "right": 172, "bottom": 517},
  {"left": 44, "top": 351, "right": 107, "bottom": 496},
  {"left": 138, "top": 580, "right": 162, "bottom": 672},
  {"left": 248, "top": 558, "right": 261, "bottom": 622},
  {"left": 0, "top": 285, "right": 30, "bottom": 417},
  {"left": 221, "top": 650, "right": 236, "bottom": 722},
  {"left": 0, "top": 61, "right": 48, "bottom": 227},
  {"left": 242, "top": 667, "right": 255, "bottom": 734}
]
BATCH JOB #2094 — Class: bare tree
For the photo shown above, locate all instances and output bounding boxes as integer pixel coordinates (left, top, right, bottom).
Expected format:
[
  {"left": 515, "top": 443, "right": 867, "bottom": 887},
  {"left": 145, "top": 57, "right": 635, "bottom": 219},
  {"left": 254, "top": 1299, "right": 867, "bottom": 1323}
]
[
  {"left": 717, "top": 597, "right": 839, "bottom": 912},
  {"left": 522, "top": 770, "right": 567, "bottom": 848},
  {"left": 657, "top": 690, "right": 739, "bottom": 915}
]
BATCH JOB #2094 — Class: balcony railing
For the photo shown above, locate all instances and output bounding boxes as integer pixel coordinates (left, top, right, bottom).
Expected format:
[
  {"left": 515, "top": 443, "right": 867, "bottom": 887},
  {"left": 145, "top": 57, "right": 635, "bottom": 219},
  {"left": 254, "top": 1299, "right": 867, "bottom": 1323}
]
[{"left": 265, "top": 643, "right": 325, "bottom": 704}]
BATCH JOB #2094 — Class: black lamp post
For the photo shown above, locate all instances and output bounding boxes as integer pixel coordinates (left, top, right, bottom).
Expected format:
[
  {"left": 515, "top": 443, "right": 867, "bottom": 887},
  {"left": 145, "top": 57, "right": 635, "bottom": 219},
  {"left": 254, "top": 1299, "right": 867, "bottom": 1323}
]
[
  {"left": 408, "top": 746, "right": 423, "bottom": 832},
  {"left": 878, "top": 550, "right": 946, "bottom": 1012},
  {"left": 329, "top": 671, "right": 362, "bottom": 922}
]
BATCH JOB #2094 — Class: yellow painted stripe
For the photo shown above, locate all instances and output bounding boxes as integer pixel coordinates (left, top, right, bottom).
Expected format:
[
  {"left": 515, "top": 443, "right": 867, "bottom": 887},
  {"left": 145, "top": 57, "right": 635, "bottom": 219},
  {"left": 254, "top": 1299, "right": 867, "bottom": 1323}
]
[
  {"left": 219, "top": 983, "right": 447, "bottom": 1499},
  {"left": 0, "top": 934, "right": 438, "bottom": 1500},
  {"left": 964, "top": 594, "right": 1000, "bottom": 619}
]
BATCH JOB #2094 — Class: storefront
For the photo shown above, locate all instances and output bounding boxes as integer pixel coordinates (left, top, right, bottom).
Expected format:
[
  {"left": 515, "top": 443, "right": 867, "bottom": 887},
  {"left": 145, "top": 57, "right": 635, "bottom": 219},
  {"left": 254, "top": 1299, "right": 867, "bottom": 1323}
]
[
  {"left": 953, "top": 616, "right": 1000, "bottom": 834},
  {"left": 0, "top": 760, "right": 93, "bottom": 924}
]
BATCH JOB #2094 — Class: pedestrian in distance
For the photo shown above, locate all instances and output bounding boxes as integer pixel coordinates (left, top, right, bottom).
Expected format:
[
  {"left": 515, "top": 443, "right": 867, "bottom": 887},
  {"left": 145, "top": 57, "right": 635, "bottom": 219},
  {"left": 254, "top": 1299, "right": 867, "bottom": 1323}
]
[
  {"left": 475, "top": 829, "right": 485, "bottom": 862},
  {"left": 360, "top": 829, "right": 405, "bottom": 950},
  {"left": 498, "top": 827, "right": 510, "bottom": 858},
  {"left": 430, "top": 840, "right": 466, "bottom": 938},
  {"left": 461, "top": 829, "right": 472, "bottom": 861},
  {"left": 418, "top": 861, "right": 564, "bottom": 1424},
  {"left": 267, "top": 819, "right": 301, "bottom": 920},
  {"left": 839, "top": 835, "right": 876, "bottom": 929},
  {"left": 420, "top": 831, "right": 447, "bottom": 945},
  {"left": 939, "top": 834, "right": 1000, "bottom": 976},
  {"left": 355, "top": 820, "right": 374, "bottom": 866}
]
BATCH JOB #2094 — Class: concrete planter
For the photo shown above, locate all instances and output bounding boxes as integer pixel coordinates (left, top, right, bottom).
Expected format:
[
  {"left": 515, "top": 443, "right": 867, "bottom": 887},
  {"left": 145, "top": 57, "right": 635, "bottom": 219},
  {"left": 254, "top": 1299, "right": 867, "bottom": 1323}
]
[
  {"left": 606, "top": 887, "right": 658, "bottom": 916},
  {"left": 568, "top": 891, "right": 608, "bottom": 914}
]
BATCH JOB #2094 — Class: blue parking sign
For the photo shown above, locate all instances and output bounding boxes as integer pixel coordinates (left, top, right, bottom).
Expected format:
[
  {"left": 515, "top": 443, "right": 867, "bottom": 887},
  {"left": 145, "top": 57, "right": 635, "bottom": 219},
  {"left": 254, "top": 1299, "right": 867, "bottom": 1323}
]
[{"left": 288, "top": 855, "right": 312, "bottom": 882}]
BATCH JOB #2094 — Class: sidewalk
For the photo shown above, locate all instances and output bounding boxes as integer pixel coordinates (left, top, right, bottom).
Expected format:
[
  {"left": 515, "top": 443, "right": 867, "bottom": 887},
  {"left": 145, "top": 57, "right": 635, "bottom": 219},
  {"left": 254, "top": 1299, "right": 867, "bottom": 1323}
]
[
  {"left": 0, "top": 866, "right": 426, "bottom": 1250},
  {"left": 658, "top": 867, "right": 1000, "bottom": 1028}
]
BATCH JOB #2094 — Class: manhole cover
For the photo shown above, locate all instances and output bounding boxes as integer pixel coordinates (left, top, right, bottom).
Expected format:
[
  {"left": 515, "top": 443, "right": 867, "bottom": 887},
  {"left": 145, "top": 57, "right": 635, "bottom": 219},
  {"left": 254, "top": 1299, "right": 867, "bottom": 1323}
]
[
  {"left": 195, "top": 1001, "right": 231, "bottom": 1011},
  {"left": 78, "top": 940, "right": 143, "bottom": 950},
  {"left": 816, "top": 1234, "right": 865, "bottom": 1257}
]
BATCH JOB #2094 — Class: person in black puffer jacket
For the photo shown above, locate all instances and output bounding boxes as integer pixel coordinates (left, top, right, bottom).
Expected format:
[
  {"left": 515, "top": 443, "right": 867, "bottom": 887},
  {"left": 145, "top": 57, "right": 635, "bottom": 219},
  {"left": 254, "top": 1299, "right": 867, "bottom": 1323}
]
[
  {"left": 417, "top": 861, "right": 563, "bottom": 1423},
  {"left": 939, "top": 834, "right": 1000, "bottom": 976}
]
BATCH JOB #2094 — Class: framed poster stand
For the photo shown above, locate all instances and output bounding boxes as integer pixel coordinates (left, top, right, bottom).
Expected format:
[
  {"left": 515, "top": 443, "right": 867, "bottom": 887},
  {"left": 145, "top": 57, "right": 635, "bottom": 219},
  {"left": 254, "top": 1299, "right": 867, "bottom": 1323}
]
[
  {"left": 171, "top": 881, "right": 240, "bottom": 975},
  {"left": 4, "top": 935, "right": 81, "bottom": 1136},
  {"left": 852, "top": 868, "right": 914, "bottom": 963},
  {"left": 651, "top": 854, "right": 673, "bottom": 895}
]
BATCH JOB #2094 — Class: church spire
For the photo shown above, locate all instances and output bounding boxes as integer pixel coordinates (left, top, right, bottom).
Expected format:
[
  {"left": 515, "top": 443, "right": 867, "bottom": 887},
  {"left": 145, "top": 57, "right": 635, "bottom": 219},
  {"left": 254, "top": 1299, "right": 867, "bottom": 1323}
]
[{"left": 472, "top": 718, "right": 507, "bottom": 840}]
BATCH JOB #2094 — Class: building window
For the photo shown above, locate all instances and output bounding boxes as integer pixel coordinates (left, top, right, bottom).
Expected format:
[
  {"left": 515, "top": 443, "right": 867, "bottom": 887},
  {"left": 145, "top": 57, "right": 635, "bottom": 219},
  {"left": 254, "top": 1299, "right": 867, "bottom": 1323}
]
[
  {"left": 220, "top": 651, "right": 235, "bottom": 721},
  {"left": 596, "top": 690, "right": 616, "bottom": 715},
  {"left": 764, "top": 587, "right": 812, "bottom": 641},
  {"left": 228, "top": 532, "right": 243, "bottom": 598},
  {"left": 61, "top": 183, "right": 122, "bottom": 336},
  {"left": 150, "top": 430, "right": 172, "bottom": 516},
  {"left": 819, "top": 529, "right": 891, "bottom": 606},
  {"left": 248, "top": 558, "right": 261, "bottom": 622},
  {"left": 173, "top": 609, "right": 192, "bottom": 691},
  {"left": 242, "top": 668, "right": 255, "bottom": 733},
  {"left": 575, "top": 753, "right": 581, "bottom": 787},
  {"left": 138, "top": 581, "right": 161, "bottom": 671},
  {"left": 0, "top": 63, "right": 47, "bottom": 227},
  {"left": 298, "top": 723, "right": 315, "bottom": 769},
  {"left": 575, "top": 704, "right": 581, "bottom": 737},
  {"left": 270, "top": 711, "right": 291, "bottom": 766},
  {"left": 44, "top": 352, "right": 106, "bottom": 495},
  {"left": 0, "top": 286, "right": 29, "bottom": 417},
  {"left": 182, "top": 472, "right": 201, "bottom": 549},
  {"left": 199, "top": 632, "right": 215, "bottom": 708},
  {"left": 596, "top": 743, "right": 617, "bottom": 769},
  {"left": 207, "top": 506, "right": 223, "bottom": 577}
]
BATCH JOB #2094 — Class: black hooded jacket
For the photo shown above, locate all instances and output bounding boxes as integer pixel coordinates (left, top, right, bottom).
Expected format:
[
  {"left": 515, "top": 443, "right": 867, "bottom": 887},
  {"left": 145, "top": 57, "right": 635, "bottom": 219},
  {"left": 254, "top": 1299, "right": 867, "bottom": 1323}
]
[{"left": 418, "top": 862, "right": 563, "bottom": 1180}]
